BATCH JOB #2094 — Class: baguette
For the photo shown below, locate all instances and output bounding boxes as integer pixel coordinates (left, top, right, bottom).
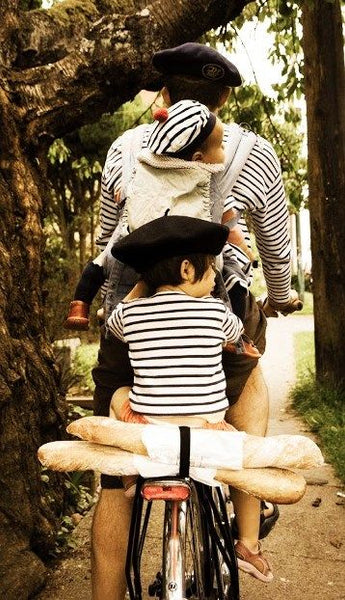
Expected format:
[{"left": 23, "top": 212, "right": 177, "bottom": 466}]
[
  {"left": 67, "top": 417, "right": 323, "bottom": 470},
  {"left": 38, "top": 439, "right": 306, "bottom": 504}
]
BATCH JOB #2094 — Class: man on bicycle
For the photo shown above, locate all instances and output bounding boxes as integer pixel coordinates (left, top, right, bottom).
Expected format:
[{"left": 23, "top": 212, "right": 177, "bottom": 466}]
[{"left": 90, "top": 42, "right": 300, "bottom": 599}]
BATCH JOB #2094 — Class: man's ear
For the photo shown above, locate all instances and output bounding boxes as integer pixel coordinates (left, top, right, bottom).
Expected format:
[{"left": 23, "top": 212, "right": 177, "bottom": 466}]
[
  {"left": 161, "top": 86, "right": 172, "bottom": 107},
  {"left": 218, "top": 87, "right": 231, "bottom": 108}
]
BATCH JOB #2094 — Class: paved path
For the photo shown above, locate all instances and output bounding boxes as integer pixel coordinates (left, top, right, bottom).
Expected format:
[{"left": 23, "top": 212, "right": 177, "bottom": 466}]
[
  {"left": 240, "top": 315, "right": 345, "bottom": 600},
  {"left": 36, "top": 315, "right": 345, "bottom": 600}
]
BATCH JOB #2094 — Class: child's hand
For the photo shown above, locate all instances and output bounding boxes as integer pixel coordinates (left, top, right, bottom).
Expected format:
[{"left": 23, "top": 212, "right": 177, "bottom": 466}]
[{"left": 97, "top": 307, "right": 105, "bottom": 322}]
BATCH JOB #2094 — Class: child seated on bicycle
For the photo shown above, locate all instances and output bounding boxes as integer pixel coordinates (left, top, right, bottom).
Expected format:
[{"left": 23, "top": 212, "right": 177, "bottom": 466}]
[
  {"left": 106, "top": 215, "right": 244, "bottom": 490},
  {"left": 63, "top": 100, "right": 259, "bottom": 358}
]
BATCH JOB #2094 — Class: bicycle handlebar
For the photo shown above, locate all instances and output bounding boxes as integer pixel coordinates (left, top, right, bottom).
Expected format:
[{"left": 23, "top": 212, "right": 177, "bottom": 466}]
[{"left": 258, "top": 291, "right": 303, "bottom": 318}]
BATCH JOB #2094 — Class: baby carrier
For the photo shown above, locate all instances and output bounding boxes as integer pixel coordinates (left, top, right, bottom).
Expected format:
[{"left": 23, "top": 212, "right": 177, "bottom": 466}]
[{"left": 103, "top": 122, "right": 258, "bottom": 322}]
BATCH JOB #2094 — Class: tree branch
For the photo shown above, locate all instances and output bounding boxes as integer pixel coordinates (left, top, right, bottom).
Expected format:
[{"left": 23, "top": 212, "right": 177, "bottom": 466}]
[{"left": 2, "top": 0, "right": 253, "bottom": 143}]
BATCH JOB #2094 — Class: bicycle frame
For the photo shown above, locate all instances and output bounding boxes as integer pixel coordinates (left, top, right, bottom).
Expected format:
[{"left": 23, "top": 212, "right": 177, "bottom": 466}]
[{"left": 125, "top": 476, "right": 239, "bottom": 600}]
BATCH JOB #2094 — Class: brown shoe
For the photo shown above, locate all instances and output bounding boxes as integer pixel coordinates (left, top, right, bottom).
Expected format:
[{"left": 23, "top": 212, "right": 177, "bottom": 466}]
[
  {"left": 235, "top": 540, "right": 273, "bottom": 583},
  {"left": 63, "top": 300, "right": 90, "bottom": 330}
]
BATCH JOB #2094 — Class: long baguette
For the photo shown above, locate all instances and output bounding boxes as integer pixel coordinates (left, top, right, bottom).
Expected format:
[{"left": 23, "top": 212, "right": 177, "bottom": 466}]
[
  {"left": 38, "top": 440, "right": 306, "bottom": 504},
  {"left": 67, "top": 416, "right": 323, "bottom": 470},
  {"left": 38, "top": 441, "right": 136, "bottom": 475},
  {"left": 215, "top": 467, "right": 306, "bottom": 504}
]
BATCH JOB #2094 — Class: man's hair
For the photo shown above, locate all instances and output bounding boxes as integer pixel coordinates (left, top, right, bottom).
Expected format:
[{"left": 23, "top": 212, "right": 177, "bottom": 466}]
[
  {"left": 164, "top": 75, "right": 228, "bottom": 111},
  {"left": 142, "top": 253, "right": 214, "bottom": 293}
]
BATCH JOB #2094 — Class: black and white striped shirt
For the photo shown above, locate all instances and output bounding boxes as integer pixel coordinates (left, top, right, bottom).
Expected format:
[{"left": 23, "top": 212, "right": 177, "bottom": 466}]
[
  {"left": 107, "top": 291, "right": 243, "bottom": 416},
  {"left": 98, "top": 123, "right": 291, "bottom": 304}
]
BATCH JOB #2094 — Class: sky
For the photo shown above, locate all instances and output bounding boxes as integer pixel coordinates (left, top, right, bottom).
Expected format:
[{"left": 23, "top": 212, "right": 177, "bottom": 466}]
[{"left": 225, "top": 21, "right": 280, "bottom": 94}]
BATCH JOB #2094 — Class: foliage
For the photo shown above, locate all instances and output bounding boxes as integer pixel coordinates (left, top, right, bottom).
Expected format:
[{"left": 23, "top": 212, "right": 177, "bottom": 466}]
[
  {"left": 297, "top": 290, "right": 313, "bottom": 315},
  {"left": 44, "top": 94, "right": 154, "bottom": 342},
  {"left": 43, "top": 228, "right": 79, "bottom": 341},
  {"left": 292, "top": 331, "right": 345, "bottom": 485},
  {"left": 78, "top": 95, "right": 155, "bottom": 165},
  {"left": 71, "top": 343, "right": 99, "bottom": 395},
  {"left": 206, "top": 1, "right": 307, "bottom": 213},
  {"left": 40, "top": 399, "right": 95, "bottom": 557},
  {"left": 291, "top": 272, "right": 313, "bottom": 294},
  {"left": 19, "top": 0, "right": 42, "bottom": 9},
  {"left": 53, "top": 346, "right": 84, "bottom": 395},
  {"left": 41, "top": 465, "right": 96, "bottom": 556}
]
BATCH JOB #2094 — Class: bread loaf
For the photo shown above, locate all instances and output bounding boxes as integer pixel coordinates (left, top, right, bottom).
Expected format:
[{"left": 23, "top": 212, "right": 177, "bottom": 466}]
[
  {"left": 38, "top": 439, "right": 306, "bottom": 504},
  {"left": 67, "top": 417, "right": 323, "bottom": 470}
]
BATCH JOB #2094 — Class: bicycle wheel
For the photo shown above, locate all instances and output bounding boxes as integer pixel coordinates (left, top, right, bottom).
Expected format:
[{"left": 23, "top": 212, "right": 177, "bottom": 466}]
[
  {"left": 161, "top": 483, "right": 207, "bottom": 599},
  {"left": 205, "top": 486, "right": 239, "bottom": 600}
]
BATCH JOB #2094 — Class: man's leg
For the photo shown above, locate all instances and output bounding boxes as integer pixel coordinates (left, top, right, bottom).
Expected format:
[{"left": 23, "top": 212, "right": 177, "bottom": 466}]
[
  {"left": 91, "top": 488, "right": 133, "bottom": 600},
  {"left": 227, "top": 364, "right": 269, "bottom": 550},
  {"left": 91, "top": 328, "right": 134, "bottom": 599},
  {"left": 226, "top": 365, "right": 272, "bottom": 581},
  {"left": 226, "top": 363, "right": 269, "bottom": 435}
]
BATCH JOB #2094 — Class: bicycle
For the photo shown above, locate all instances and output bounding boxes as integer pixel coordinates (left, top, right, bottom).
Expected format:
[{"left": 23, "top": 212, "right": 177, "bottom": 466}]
[{"left": 125, "top": 426, "right": 239, "bottom": 600}]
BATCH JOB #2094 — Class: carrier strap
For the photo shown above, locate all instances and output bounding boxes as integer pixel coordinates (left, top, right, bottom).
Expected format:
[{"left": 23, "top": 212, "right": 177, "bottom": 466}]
[{"left": 178, "top": 426, "right": 191, "bottom": 478}]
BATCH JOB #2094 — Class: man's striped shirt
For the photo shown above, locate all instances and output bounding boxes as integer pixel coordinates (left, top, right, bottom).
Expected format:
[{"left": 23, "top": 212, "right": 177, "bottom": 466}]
[
  {"left": 107, "top": 291, "right": 243, "bottom": 416},
  {"left": 97, "top": 122, "right": 291, "bottom": 304}
]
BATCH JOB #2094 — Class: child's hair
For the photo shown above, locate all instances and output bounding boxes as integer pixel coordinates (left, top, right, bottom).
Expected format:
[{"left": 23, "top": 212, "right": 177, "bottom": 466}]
[{"left": 141, "top": 253, "right": 214, "bottom": 293}]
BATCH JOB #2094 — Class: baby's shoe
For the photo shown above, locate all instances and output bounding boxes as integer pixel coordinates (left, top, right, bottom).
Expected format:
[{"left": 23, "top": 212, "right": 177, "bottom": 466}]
[{"left": 63, "top": 300, "right": 90, "bottom": 330}]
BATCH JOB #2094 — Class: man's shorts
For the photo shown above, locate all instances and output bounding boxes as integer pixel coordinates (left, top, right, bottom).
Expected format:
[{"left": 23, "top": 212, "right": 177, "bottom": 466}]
[
  {"left": 222, "top": 291, "right": 267, "bottom": 405},
  {"left": 92, "top": 291, "right": 266, "bottom": 488}
]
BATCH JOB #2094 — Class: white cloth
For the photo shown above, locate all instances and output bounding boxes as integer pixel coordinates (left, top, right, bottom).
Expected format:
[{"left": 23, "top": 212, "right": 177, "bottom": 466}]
[
  {"left": 133, "top": 456, "right": 219, "bottom": 487},
  {"left": 141, "top": 425, "right": 246, "bottom": 470}
]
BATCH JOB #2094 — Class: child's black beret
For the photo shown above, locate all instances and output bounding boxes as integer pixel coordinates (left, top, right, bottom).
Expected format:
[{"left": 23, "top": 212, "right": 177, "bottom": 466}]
[{"left": 111, "top": 216, "right": 229, "bottom": 273}]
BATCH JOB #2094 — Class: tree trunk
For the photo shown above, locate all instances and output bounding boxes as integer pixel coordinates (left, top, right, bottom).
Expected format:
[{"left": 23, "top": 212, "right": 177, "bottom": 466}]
[
  {"left": 0, "top": 91, "right": 67, "bottom": 597},
  {"left": 301, "top": 0, "right": 345, "bottom": 388},
  {"left": 0, "top": 0, "right": 250, "bottom": 596}
]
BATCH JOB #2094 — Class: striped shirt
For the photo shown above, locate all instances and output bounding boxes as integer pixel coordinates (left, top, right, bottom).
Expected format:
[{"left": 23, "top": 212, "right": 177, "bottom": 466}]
[
  {"left": 107, "top": 291, "right": 243, "bottom": 416},
  {"left": 98, "top": 122, "right": 291, "bottom": 304}
]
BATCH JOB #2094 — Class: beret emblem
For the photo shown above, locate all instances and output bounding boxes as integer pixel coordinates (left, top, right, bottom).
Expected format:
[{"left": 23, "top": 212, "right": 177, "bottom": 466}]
[{"left": 202, "top": 63, "right": 225, "bottom": 80}]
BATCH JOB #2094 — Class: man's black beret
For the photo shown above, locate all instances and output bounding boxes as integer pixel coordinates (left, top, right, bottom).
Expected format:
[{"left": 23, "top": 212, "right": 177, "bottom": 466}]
[
  {"left": 152, "top": 42, "right": 242, "bottom": 87},
  {"left": 111, "top": 216, "right": 229, "bottom": 273}
]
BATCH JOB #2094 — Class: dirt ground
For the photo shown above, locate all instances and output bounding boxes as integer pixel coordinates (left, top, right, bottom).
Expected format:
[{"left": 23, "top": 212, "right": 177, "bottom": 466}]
[{"left": 34, "top": 315, "right": 345, "bottom": 600}]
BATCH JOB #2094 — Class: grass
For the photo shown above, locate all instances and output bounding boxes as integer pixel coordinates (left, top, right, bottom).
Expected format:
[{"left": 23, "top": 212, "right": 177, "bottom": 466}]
[
  {"left": 291, "top": 330, "right": 345, "bottom": 485},
  {"left": 297, "top": 291, "right": 313, "bottom": 316}
]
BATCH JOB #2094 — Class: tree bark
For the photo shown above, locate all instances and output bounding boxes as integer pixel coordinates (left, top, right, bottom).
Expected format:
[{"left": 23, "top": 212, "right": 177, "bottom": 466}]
[
  {"left": 0, "top": 0, "right": 250, "bottom": 596},
  {"left": 301, "top": 0, "right": 345, "bottom": 388},
  {"left": 0, "top": 89, "right": 67, "bottom": 598}
]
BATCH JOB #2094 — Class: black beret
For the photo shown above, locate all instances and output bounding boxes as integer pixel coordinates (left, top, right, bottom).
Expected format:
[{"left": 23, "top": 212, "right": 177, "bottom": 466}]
[
  {"left": 111, "top": 216, "right": 229, "bottom": 273},
  {"left": 152, "top": 42, "right": 242, "bottom": 87}
]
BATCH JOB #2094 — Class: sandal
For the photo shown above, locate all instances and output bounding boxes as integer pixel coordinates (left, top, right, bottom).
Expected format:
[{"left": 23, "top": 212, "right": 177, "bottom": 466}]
[
  {"left": 232, "top": 501, "right": 279, "bottom": 540},
  {"left": 235, "top": 540, "right": 273, "bottom": 583}
]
